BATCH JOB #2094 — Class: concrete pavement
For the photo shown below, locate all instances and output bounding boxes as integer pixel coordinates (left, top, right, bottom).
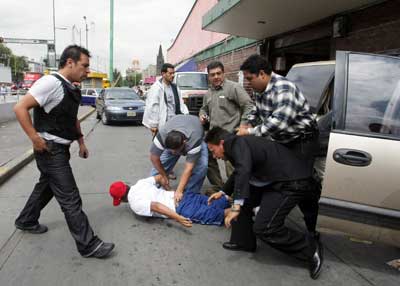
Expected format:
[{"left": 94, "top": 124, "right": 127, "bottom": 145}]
[
  {"left": 0, "top": 106, "right": 95, "bottom": 185},
  {"left": 0, "top": 113, "right": 399, "bottom": 286}
]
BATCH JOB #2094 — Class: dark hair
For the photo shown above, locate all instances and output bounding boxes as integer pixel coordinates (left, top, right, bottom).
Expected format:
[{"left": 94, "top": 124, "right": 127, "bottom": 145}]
[
  {"left": 59, "top": 45, "right": 91, "bottom": 69},
  {"left": 207, "top": 61, "right": 224, "bottom": 73},
  {"left": 240, "top": 54, "right": 272, "bottom": 75},
  {"left": 204, "top": 127, "right": 230, "bottom": 145},
  {"left": 165, "top": 131, "right": 186, "bottom": 149},
  {"left": 161, "top": 63, "right": 174, "bottom": 73}
]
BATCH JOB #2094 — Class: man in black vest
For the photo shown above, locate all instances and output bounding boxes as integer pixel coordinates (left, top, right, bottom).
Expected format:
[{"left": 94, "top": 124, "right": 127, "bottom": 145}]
[{"left": 13, "top": 45, "right": 114, "bottom": 258}]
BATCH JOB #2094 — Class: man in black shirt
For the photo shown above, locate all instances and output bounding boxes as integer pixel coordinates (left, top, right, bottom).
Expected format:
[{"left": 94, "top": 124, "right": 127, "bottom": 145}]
[{"left": 206, "top": 127, "right": 322, "bottom": 279}]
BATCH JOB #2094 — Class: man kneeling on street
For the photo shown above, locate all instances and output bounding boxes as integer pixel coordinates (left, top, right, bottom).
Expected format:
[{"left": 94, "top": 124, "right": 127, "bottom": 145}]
[
  {"left": 149, "top": 114, "right": 208, "bottom": 204},
  {"left": 205, "top": 127, "right": 323, "bottom": 279},
  {"left": 109, "top": 175, "right": 231, "bottom": 226}
]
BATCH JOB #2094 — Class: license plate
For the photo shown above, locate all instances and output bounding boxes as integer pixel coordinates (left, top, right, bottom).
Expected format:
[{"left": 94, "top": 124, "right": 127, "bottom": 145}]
[{"left": 127, "top": 111, "right": 136, "bottom": 117}]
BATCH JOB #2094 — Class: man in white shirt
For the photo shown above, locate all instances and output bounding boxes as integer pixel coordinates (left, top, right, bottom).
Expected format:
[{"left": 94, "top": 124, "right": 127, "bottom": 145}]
[
  {"left": 109, "top": 175, "right": 231, "bottom": 226},
  {"left": 13, "top": 45, "right": 114, "bottom": 258}
]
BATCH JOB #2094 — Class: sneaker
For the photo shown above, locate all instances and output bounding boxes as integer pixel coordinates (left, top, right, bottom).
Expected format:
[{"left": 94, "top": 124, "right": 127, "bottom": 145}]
[
  {"left": 15, "top": 223, "right": 48, "bottom": 234},
  {"left": 84, "top": 242, "right": 115, "bottom": 259}
]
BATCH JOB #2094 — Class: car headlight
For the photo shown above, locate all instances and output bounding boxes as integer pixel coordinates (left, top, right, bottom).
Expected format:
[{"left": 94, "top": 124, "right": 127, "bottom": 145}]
[
  {"left": 138, "top": 105, "right": 145, "bottom": 110},
  {"left": 106, "top": 106, "right": 122, "bottom": 111}
]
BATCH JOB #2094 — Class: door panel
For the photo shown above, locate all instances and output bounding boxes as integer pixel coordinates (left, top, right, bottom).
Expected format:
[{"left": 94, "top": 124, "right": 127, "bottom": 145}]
[
  {"left": 323, "top": 133, "right": 400, "bottom": 210},
  {"left": 324, "top": 52, "right": 400, "bottom": 213}
]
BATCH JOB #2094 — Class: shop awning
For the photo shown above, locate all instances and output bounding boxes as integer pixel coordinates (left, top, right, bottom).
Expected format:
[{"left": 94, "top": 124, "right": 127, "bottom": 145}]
[
  {"left": 202, "top": 0, "right": 379, "bottom": 40},
  {"left": 175, "top": 58, "right": 197, "bottom": 72}
]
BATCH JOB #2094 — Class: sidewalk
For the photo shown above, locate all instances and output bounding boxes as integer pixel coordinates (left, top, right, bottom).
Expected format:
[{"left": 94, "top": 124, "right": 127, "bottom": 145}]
[
  {"left": 0, "top": 106, "right": 95, "bottom": 186},
  {"left": 0, "top": 106, "right": 94, "bottom": 168},
  {"left": 0, "top": 116, "right": 398, "bottom": 286}
]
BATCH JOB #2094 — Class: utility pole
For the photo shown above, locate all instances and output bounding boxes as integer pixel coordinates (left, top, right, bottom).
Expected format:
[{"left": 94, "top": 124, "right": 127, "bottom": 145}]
[
  {"left": 83, "top": 16, "right": 88, "bottom": 49},
  {"left": 52, "top": 0, "right": 56, "bottom": 62},
  {"left": 109, "top": 0, "right": 114, "bottom": 82}
]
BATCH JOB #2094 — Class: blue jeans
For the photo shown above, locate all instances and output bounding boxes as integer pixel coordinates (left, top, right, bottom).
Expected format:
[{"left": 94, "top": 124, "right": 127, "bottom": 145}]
[{"left": 151, "top": 142, "right": 208, "bottom": 194}]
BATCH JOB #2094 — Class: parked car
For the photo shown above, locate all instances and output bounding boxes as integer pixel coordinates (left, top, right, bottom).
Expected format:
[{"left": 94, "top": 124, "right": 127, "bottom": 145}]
[
  {"left": 286, "top": 51, "right": 400, "bottom": 247},
  {"left": 173, "top": 71, "right": 208, "bottom": 115},
  {"left": 81, "top": 88, "right": 102, "bottom": 106},
  {"left": 95, "top": 87, "right": 145, "bottom": 125}
]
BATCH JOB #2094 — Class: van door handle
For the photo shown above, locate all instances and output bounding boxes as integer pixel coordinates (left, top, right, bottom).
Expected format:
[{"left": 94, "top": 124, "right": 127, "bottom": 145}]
[{"left": 333, "top": 149, "right": 372, "bottom": 167}]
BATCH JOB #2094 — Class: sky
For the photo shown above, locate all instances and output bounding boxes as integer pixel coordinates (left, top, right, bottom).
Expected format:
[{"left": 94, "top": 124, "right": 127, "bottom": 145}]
[{"left": 0, "top": 0, "right": 196, "bottom": 75}]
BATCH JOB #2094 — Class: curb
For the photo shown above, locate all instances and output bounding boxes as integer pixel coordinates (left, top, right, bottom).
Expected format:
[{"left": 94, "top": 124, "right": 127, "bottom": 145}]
[{"left": 0, "top": 108, "right": 96, "bottom": 186}]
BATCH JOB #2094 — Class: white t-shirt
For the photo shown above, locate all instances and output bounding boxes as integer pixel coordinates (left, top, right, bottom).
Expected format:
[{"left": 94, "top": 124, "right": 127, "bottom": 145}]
[
  {"left": 29, "top": 72, "right": 74, "bottom": 145},
  {"left": 164, "top": 83, "right": 175, "bottom": 121},
  {"left": 127, "top": 177, "right": 176, "bottom": 218}
]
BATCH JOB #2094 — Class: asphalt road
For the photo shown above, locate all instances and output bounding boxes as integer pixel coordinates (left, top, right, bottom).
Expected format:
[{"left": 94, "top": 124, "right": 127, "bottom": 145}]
[{"left": 0, "top": 113, "right": 398, "bottom": 286}]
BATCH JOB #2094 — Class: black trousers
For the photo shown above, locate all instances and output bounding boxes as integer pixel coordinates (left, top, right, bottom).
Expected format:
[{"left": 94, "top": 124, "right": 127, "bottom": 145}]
[
  {"left": 15, "top": 141, "right": 101, "bottom": 256},
  {"left": 230, "top": 178, "right": 320, "bottom": 260}
]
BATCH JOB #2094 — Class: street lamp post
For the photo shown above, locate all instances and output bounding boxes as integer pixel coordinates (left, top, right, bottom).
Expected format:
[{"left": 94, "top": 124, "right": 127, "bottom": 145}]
[
  {"left": 83, "top": 16, "right": 88, "bottom": 49},
  {"left": 52, "top": 0, "right": 56, "bottom": 62}
]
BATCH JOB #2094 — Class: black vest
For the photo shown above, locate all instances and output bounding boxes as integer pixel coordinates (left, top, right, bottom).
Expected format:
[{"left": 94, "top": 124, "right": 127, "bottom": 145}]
[{"left": 33, "top": 74, "right": 82, "bottom": 141}]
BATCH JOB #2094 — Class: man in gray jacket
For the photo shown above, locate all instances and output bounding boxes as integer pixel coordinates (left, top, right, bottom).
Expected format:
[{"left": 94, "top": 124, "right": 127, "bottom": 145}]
[
  {"left": 142, "top": 63, "right": 189, "bottom": 135},
  {"left": 199, "top": 61, "right": 253, "bottom": 194}
]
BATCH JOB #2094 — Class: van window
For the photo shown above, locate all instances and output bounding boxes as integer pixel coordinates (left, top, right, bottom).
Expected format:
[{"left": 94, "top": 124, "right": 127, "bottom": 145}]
[
  {"left": 176, "top": 73, "right": 208, "bottom": 90},
  {"left": 286, "top": 64, "right": 334, "bottom": 111},
  {"left": 345, "top": 54, "right": 400, "bottom": 137}
]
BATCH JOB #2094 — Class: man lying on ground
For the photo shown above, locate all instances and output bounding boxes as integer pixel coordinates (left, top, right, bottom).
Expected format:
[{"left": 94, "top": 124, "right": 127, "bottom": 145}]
[{"left": 109, "top": 175, "right": 231, "bottom": 227}]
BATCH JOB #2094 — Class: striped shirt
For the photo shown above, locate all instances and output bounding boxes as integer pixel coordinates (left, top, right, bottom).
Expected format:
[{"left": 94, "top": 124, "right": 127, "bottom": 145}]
[{"left": 247, "top": 72, "right": 317, "bottom": 143}]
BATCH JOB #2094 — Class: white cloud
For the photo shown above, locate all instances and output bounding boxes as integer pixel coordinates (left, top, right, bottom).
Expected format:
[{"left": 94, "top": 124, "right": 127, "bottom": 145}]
[{"left": 0, "top": 0, "right": 196, "bottom": 75}]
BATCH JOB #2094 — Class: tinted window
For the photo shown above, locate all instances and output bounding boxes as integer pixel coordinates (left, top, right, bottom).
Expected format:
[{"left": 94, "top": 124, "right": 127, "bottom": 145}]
[
  {"left": 176, "top": 73, "right": 208, "bottom": 90},
  {"left": 87, "top": 90, "right": 94, "bottom": 95},
  {"left": 105, "top": 89, "right": 140, "bottom": 100},
  {"left": 345, "top": 54, "right": 400, "bottom": 137},
  {"left": 286, "top": 64, "right": 334, "bottom": 110}
]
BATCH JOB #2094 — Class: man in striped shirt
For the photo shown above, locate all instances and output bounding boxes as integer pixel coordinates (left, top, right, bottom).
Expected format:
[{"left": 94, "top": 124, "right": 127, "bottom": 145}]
[{"left": 226, "top": 54, "right": 322, "bottom": 279}]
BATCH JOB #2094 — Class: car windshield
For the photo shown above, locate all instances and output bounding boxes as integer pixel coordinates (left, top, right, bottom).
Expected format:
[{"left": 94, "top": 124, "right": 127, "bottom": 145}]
[
  {"left": 176, "top": 73, "right": 208, "bottom": 90},
  {"left": 105, "top": 89, "right": 140, "bottom": 100},
  {"left": 286, "top": 64, "right": 335, "bottom": 110}
]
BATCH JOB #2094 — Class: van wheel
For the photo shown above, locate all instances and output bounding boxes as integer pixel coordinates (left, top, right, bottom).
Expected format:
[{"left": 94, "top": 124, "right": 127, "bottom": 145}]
[{"left": 101, "top": 112, "right": 109, "bottom": 125}]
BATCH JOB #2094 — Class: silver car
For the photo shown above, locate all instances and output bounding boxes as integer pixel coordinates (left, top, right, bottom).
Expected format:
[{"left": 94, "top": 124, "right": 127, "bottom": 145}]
[{"left": 286, "top": 51, "right": 400, "bottom": 247}]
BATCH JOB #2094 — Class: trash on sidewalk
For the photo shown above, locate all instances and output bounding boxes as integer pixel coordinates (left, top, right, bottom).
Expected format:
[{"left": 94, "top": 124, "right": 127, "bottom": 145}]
[
  {"left": 386, "top": 259, "right": 400, "bottom": 271},
  {"left": 349, "top": 237, "right": 373, "bottom": 244}
]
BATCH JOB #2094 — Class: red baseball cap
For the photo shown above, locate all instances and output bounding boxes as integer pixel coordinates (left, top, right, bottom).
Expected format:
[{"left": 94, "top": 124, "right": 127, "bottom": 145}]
[{"left": 109, "top": 181, "right": 127, "bottom": 206}]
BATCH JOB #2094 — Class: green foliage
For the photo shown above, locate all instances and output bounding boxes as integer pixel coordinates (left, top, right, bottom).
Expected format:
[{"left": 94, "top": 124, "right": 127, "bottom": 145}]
[
  {"left": 0, "top": 43, "right": 28, "bottom": 82},
  {"left": 125, "top": 71, "right": 142, "bottom": 87},
  {"left": 112, "top": 68, "right": 122, "bottom": 87}
]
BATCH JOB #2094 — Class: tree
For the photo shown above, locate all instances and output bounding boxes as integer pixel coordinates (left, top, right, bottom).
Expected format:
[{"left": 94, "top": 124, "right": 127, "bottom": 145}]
[
  {"left": 112, "top": 68, "right": 122, "bottom": 87},
  {"left": 125, "top": 71, "right": 142, "bottom": 87},
  {"left": 0, "top": 44, "right": 28, "bottom": 82}
]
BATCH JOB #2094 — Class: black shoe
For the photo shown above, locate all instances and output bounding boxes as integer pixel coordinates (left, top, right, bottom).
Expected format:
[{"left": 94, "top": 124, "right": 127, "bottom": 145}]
[
  {"left": 309, "top": 240, "right": 323, "bottom": 279},
  {"left": 222, "top": 242, "right": 256, "bottom": 253},
  {"left": 85, "top": 242, "right": 115, "bottom": 259},
  {"left": 15, "top": 223, "right": 48, "bottom": 234}
]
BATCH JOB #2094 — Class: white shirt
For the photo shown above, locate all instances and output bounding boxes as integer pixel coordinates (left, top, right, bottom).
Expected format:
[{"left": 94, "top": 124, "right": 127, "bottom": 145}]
[
  {"left": 29, "top": 72, "right": 74, "bottom": 145},
  {"left": 164, "top": 83, "right": 175, "bottom": 121},
  {"left": 127, "top": 177, "right": 175, "bottom": 218}
]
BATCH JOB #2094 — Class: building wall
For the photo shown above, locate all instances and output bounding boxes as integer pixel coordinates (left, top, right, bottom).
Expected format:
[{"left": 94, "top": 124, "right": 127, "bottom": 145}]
[
  {"left": 263, "top": 0, "right": 400, "bottom": 75},
  {"left": 333, "top": 0, "right": 400, "bottom": 55},
  {"left": 167, "top": 0, "right": 228, "bottom": 65},
  {"left": 197, "top": 44, "right": 259, "bottom": 94}
]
